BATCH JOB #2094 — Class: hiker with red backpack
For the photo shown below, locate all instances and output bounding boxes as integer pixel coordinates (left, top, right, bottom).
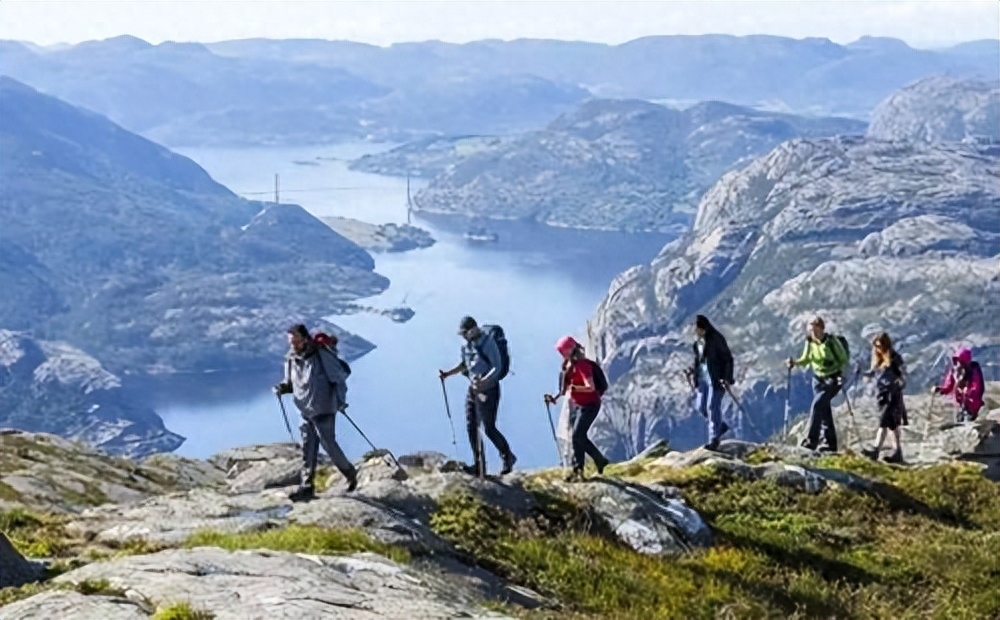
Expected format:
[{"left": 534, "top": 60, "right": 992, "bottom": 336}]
[
  {"left": 544, "top": 336, "right": 610, "bottom": 482},
  {"left": 687, "top": 315, "right": 735, "bottom": 451},
  {"left": 439, "top": 316, "right": 517, "bottom": 476},
  {"left": 934, "top": 347, "right": 985, "bottom": 423},
  {"left": 273, "top": 324, "right": 357, "bottom": 501},
  {"left": 787, "top": 316, "right": 850, "bottom": 452}
]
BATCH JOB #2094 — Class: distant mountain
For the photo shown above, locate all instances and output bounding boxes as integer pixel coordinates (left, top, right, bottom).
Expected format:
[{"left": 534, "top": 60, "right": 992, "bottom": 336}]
[
  {"left": 0, "top": 330, "right": 183, "bottom": 458},
  {"left": 349, "top": 135, "right": 515, "bottom": 177},
  {"left": 410, "top": 99, "right": 866, "bottom": 232},
  {"left": 587, "top": 134, "right": 999, "bottom": 459},
  {"left": 1, "top": 34, "right": 995, "bottom": 146},
  {"left": 0, "top": 76, "right": 387, "bottom": 375},
  {"left": 866, "top": 76, "right": 1000, "bottom": 143}
]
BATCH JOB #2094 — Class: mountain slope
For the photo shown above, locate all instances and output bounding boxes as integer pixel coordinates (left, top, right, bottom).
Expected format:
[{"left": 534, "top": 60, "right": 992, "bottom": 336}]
[
  {"left": 0, "top": 77, "right": 386, "bottom": 374},
  {"left": 411, "top": 99, "right": 866, "bottom": 232},
  {"left": 587, "top": 135, "right": 999, "bottom": 458},
  {"left": 866, "top": 76, "right": 1000, "bottom": 143}
]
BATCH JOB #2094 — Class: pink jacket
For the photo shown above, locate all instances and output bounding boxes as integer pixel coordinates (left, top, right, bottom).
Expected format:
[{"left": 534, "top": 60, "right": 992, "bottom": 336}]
[{"left": 938, "top": 348, "right": 985, "bottom": 414}]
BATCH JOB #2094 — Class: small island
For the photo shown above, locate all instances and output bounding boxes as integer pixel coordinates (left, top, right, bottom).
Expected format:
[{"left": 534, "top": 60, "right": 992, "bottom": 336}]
[{"left": 321, "top": 216, "right": 436, "bottom": 253}]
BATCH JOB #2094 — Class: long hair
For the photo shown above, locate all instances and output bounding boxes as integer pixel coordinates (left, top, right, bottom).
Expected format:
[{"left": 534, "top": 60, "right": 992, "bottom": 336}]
[{"left": 870, "top": 332, "right": 894, "bottom": 370}]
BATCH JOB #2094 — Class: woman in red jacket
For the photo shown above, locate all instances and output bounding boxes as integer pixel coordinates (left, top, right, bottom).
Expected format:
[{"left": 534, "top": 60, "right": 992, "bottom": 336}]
[
  {"left": 545, "top": 336, "right": 610, "bottom": 482},
  {"left": 935, "top": 347, "right": 985, "bottom": 423}
]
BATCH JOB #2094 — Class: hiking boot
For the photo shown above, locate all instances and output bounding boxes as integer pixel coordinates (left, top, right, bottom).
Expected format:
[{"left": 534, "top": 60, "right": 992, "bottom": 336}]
[
  {"left": 462, "top": 463, "right": 486, "bottom": 477},
  {"left": 501, "top": 453, "right": 517, "bottom": 476},
  {"left": 595, "top": 455, "right": 610, "bottom": 476},
  {"left": 799, "top": 439, "right": 818, "bottom": 451},
  {"left": 288, "top": 485, "right": 316, "bottom": 503},
  {"left": 884, "top": 449, "right": 904, "bottom": 464},
  {"left": 345, "top": 469, "right": 358, "bottom": 493},
  {"left": 861, "top": 446, "right": 879, "bottom": 460},
  {"left": 564, "top": 469, "right": 584, "bottom": 483},
  {"left": 704, "top": 437, "right": 721, "bottom": 452},
  {"left": 718, "top": 422, "right": 730, "bottom": 438},
  {"left": 817, "top": 445, "right": 837, "bottom": 454}
]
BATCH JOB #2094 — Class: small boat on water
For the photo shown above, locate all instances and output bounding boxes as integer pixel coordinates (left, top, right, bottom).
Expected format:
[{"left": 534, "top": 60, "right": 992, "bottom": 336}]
[{"left": 464, "top": 226, "right": 499, "bottom": 243}]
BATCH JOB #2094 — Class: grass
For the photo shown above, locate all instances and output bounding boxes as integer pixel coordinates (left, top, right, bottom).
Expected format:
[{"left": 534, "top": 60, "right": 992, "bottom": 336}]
[
  {"left": 430, "top": 457, "right": 1000, "bottom": 620},
  {"left": 152, "top": 601, "right": 215, "bottom": 620},
  {"left": 0, "top": 578, "right": 126, "bottom": 607},
  {"left": 184, "top": 524, "right": 410, "bottom": 564},
  {"left": 0, "top": 507, "right": 74, "bottom": 558}
]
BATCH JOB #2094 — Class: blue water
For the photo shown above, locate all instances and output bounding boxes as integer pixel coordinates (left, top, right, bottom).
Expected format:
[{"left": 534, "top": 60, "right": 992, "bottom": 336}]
[{"left": 151, "top": 144, "right": 674, "bottom": 470}]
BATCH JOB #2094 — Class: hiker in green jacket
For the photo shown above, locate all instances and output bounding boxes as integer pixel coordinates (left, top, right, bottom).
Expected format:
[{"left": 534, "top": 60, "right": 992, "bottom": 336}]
[{"left": 786, "top": 316, "right": 849, "bottom": 452}]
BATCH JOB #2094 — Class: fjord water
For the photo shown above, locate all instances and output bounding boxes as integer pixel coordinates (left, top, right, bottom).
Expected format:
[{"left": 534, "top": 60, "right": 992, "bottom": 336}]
[{"left": 152, "top": 144, "right": 674, "bottom": 469}]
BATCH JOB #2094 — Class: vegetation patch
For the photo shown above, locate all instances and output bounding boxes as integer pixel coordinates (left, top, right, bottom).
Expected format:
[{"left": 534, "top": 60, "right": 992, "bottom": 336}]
[
  {"left": 431, "top": 458, "right": 1000, "bottom": 620},
  {"left": 184, "top": 525, "right": 410, "bottom": 564},
  {"left": 0, "top": 507, "right": 74, "bottom": 558},
  {"left": 152, "top": 601, "right": 215, "bottom": 620},
  {"left": 0, "top": 577, "right": 127, "bottom": 607}
]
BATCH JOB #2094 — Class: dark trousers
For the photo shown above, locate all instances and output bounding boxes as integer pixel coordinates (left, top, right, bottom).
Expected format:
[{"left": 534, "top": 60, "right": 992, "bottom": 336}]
[
  {"left": 300, "top": 413, "right": 355, "bottom": 488},
  {"left": 805, "top": 375, "right": 840, "bottom": 450},
  {"left": 466, "top": 385, "right": 512, "bottom": 471},
  {"left": 570, "top": 401, "right": 606, "bottom": 471}
]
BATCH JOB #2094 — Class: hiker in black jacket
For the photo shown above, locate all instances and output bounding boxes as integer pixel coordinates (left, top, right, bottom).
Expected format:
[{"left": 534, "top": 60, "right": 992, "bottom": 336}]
[{"left": 687, "top": 315, "right": 735, "bottom": 451}]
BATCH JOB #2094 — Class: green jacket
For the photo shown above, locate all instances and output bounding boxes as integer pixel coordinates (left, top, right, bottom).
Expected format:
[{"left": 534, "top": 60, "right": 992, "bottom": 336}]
[{"left": 795, "top": 335, "right": 848, "bottom": 378}]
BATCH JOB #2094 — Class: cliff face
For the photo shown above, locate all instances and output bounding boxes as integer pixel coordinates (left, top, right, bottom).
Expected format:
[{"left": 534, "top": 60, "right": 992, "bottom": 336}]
[
  {"left": 588, "top": 135, "right": 999, "bottom": 457},
  {"left": 866, "top": 76, "right": 1000, "bottom": 143}
]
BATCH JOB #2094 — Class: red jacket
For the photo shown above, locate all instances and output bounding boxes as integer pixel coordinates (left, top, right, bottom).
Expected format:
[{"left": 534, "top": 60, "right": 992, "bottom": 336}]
[{"left": 938, "top": 348, "right": 985, "bottom": 415}]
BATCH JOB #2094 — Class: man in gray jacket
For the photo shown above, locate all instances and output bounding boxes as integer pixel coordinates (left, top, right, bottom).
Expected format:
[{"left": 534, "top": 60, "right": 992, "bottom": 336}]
[
  {"left": 274, "top": 324, "right": 357, "bottom": 502},
  {"left": 439, "top": 316, "right": 516, "bottom": 476}
]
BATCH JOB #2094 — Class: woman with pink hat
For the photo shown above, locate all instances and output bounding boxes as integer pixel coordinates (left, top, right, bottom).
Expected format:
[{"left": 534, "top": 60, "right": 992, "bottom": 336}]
[
  {"left": 544, "top": 335, "right": 610, "bottom": 482},
  {"left": 934, "top": 347, "right": 985, "bottom": 423}
]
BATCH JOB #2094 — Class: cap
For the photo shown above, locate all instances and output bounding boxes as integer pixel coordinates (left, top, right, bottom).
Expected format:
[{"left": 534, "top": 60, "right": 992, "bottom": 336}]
[
  {"left": 458, "top": 316, "right": 477, "bottom": 334},
  {"left": 556, "top": 335, "right": 579, "bottom": 357}
]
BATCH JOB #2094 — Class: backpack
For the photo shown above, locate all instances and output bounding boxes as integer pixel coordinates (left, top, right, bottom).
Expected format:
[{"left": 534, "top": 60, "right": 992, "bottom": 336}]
[
  {"left": 588, "top": 359, "right": 609, "bottom": 395},
  {"left": 476, "top": 324, "right": 510, "bottom": 380},
  {"left": 314, "top": 332, "right": 351, "bottom": 377}
]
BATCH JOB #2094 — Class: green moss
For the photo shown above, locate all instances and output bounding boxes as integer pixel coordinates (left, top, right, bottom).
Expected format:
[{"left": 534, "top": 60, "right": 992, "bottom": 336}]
[
  {"left": 0, "top": 480, "right": 22, "bottom": 501},
  {"left": 433, "top": 458, "right": 1000, "bottom": 620},
  {"left": 0, "top": 577, "right": 127, "bottom": 607},
  {"left": 151, "top": 602, "right": 215, "bottom": 620},
  {"left": 184, "top": 525, "right": 410, "bottom": 564}
]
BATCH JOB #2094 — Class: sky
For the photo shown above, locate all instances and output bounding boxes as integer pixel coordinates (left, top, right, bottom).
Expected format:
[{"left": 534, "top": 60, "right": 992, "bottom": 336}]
[{"left": 1, "top": 0, "right": 997, "bottom": 48}]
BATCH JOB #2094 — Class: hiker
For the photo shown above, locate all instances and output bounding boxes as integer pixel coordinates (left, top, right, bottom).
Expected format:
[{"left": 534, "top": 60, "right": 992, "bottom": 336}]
[
  {"left": 861, "top": 332, "right": 907, "bottom": 463},
  {"left": 544, "top": 336, "right": 610, "bottom": 482},
  {"left": 439, "top": 316, "right": 517, "bottom": 476},
  {"left": 787, "top": 316, "right": 849, "bottom": 452},
  {"left": 686, "top": 315, "right": 735, "bottom": 451},
  {"left": 273, "top": 324, "right": 357, "bottom": 501},
  {"left": 934, "top": 347, "right": 985, "bottom": 423}
]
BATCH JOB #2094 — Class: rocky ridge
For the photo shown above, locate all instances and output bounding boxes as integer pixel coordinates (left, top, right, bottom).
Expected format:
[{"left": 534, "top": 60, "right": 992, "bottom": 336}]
[
  {"left": 1, "top": 430, "right": 998, "bottom": 618},
  {"left": 866, "top": 76, "right": 1000, "bottom": 143}
]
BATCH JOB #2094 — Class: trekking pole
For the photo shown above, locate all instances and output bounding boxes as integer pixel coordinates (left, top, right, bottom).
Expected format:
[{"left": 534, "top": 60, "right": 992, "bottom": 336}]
[
  {"left": 721, "top": 384, "right": 761, "bottom": 436},
  {"left": 543, "top": 400, "right": 561, "bottom": 465},
  {"left": 919, "top": 390, "right": 938, "bottom": 462},
  {"left": 439, "top": 377, "right": 459, "bottom": 459},
  {"left": 275, "top": 394, "right": 300, "bottom": 447},
  {"left": 840, "top": 374, "right": 863, "bottom": 450},
  {"left": 340, "top": 409, "right": 407, "bottom": 476},
  {"left": 783, "top": 367, "right": 792, "bottom": 442}
]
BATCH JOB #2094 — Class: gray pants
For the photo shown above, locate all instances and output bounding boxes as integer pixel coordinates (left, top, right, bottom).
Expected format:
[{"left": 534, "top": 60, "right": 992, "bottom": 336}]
[
  {"left": 805, "top": 375, "right": 841, "bottom": 450},
  {"left": 301, "top": 413, "right": 355, "bottom": 488}
]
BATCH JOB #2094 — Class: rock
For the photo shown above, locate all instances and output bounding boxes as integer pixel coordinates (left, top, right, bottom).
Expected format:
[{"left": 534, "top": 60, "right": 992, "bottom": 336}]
[
  {"left": 634, "top": 439, "right": 671, "bottom": 460},
  {"left": 0, "top": 532, "right": 42, "bottom": 588},
  {"left": 867, "top": 76, "right": 1000, "bottom": 143},
  {"left": 413, "top": 99, "right": 864, "bottom": 232},
  {"left": 397, "top": 451, "right": 449, "bottom": 472},
  {"left": 227, "top": 459, "right": 301, "bottom": 494},
  {"left": 535, "top": 478, "right": 712, "bottom": 555},
  {"left": 209, "top": 443, "right": 302, "bottom": 474},
  {"left": 20, "top": 548, "right": 514, "bottom": 619},
  {"left": 589, "top": 132, "right": 1000, "bottom": 459},
  {"left": 0, "top": 591, "right": 147, "bottom": 620}
]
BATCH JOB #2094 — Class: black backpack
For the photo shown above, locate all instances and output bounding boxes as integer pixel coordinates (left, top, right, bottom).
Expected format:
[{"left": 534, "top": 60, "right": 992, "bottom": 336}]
[
  {"left": 477, "top": 324, "right": 510, "bottom": 380},
  {"left": 588, "top": 359, "right": 609, "bottom": 395}
]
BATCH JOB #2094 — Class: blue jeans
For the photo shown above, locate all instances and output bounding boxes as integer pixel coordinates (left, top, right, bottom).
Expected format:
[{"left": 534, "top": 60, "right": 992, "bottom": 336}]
[
  {"left": 697, "top": 380, "right": 725, "bottom": 442},
  {"left": 805, "top": 375, "right": 841, "bottom": 450}
]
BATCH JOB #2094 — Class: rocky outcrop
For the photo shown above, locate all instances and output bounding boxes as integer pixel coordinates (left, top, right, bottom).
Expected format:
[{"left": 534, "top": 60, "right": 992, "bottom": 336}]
[
  {"left": 412, "top": 99, "right": 865, "bottom": 232},
  {"left": 349, "top": 135, "right": 515, "bottom": 178},
  {"left": 321, "top": 217, "right": 435, "bottom": 253},
  {"left": 866, "top": 76, "right": 1000, "bottom": 143},
  {"left": 588, "top": 135, "right": 1000, "bottom": 459},
  {"left": 0, "top": 533, "right": 41, "bottom": 589}
]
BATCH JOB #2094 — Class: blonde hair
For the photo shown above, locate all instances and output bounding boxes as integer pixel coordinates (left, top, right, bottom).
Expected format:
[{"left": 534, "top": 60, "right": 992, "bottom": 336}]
[{"left": 870, "top": 332, "right": 894, "bottom": 370}]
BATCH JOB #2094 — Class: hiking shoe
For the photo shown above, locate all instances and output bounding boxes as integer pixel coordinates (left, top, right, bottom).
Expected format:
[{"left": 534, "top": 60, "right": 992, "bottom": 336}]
[
  {"left": 501, "top": 453, "right": 517, "bottom": 476},
  {"left": 345, "top": 469, "right": 358, "bottom": 493},
  {"left": 462, "top": 463, "right": 486, "bottom": 477},
  {"left": 564, "top": 469, "right": 584, "bottom": 483},
  {"left": 288, "top": 485, "right": 316, "bottom": 503},
  {"left": 884, "top": 449, "right": 904, "bottom": 464},
  {"left": 799, "top": 439, "right": 818, "bottom": 451},
  {"left": 818, "top": 446, "right": 837, "bottom": 453},
  {"left": 595, "top": 455, "right": 610, "bottom": 476},
  {"left": 861, "top": 447, "right": 879, "bottom": 460},
  {"left": 704, "top": 438, "right": 721, "bottom": 452},
  {"left": 718, "top": 422, "right": 731, "bottom": 438}
]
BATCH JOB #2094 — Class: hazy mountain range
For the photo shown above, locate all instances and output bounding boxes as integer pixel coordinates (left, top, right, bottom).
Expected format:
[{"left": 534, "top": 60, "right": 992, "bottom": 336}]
[{"left": 1, "top": 34, "right": 996, "bottom": 146}]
